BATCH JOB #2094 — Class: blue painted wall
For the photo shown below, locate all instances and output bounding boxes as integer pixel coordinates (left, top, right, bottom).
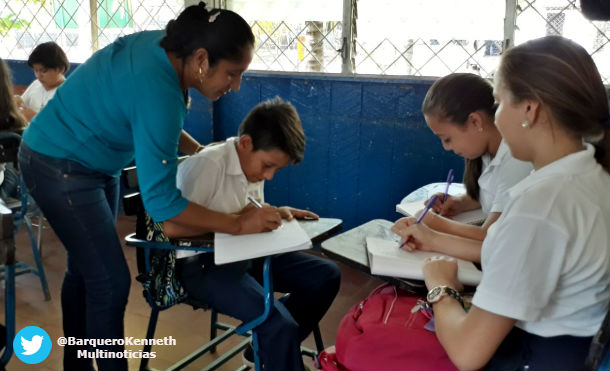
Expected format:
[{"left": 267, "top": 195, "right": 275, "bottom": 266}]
[
  {"left": 217, "top": 73, "right": 465, "bottom": 229},
  {"left": 7, "top": 60, "right": 464, "bottom": 230}
]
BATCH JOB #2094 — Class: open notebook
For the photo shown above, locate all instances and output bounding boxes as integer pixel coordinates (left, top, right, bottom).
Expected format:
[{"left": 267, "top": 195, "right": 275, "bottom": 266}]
[
  {"left": 366, "top": 237, "right": 482, "bottom": 286},
  {"left": 214, "top": 219, "right": 312, "bottom": 265},
  {"left": 396, "top": 201, "right": 487, "bottom": 225},
  {"left": 396, "top": 182, "right": 486, "bottom": 225}
]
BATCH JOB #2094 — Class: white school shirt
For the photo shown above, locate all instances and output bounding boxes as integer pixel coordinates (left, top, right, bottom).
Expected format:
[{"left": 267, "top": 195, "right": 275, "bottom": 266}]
[
  {"left": 477, "top": 139, "right": 533, "bottom": 214},
  {"left": 175, "top": 137, "right": 264, "bottom": 259},
  {"left": 473, "top": 144, "right": 610, "bottom": 337},
  {"left": 21, "top": 80, "right": 57, "bottom": 113}
]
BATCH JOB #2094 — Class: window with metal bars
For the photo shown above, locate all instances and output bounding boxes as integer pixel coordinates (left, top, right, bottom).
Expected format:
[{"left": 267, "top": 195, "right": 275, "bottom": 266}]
[{"left": 1, "top": 0, "right": 609, "bottom": 81}]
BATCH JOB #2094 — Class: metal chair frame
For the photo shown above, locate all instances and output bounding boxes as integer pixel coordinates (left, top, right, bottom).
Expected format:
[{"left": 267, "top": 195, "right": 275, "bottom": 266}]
[{"left": 0, "top": 132, "right": 49, "bottom": 301}]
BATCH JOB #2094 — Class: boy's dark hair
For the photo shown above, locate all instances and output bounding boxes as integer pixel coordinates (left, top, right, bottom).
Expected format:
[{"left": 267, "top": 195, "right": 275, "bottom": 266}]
[
  {"left": 160, "top": 1, "right": 254, "bottom": 67},
  {"left": 421, "top": 73, "right": 497, "bottom": 201},
  {"left": 238, "top": 97, "right": 305, "bottom": 164},
  {"left": 28, "top": 42, "right": 70, "bottom": 72}
]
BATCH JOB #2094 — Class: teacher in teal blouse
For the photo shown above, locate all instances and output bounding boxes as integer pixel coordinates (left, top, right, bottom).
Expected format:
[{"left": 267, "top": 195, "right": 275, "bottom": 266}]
[{"left": 18, "top": 3, "right": 281, "bottom": 370}]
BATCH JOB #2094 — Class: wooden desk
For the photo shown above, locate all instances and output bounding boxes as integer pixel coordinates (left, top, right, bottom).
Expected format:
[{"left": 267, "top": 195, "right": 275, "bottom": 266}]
[{"left": 321, "top": 219, "right": 426, "bottom": 293}]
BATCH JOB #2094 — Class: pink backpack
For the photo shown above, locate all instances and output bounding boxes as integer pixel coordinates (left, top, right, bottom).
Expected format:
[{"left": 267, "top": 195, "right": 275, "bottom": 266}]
[{"left": 319, "top": 283, "right": 458, "bottom": 371}]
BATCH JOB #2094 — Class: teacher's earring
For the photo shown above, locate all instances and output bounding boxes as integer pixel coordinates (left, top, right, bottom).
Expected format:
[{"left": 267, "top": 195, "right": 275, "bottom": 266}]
[
  {"left": 521, "top": 120, "right": 531, "bottom": 129},
  {"left": 198, "top": 67, "right": 204, "bottom": 87}
]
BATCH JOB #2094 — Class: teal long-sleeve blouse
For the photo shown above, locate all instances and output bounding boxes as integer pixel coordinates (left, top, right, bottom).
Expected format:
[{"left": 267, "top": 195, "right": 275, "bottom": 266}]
[{"left": 23, "top": 30, "right": 189, "bottom": 222}]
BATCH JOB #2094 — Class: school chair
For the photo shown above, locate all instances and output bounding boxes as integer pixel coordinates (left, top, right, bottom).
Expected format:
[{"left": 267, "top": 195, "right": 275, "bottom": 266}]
[
  {"left": 0, "top": 202, "right": 15, "bottom": 370},
  {"left": 122, "top": 164, "right": 324, "bottom": 371},
  {"left": 0, "top": 133, "right": 50, "bottom": 301}
]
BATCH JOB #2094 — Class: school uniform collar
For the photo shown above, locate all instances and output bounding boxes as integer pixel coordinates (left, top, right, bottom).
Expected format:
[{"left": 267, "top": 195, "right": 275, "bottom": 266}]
[
  {"left": 225, "top": 137, "right": 245, "bottom": 177},
  {"left": 508, "top": 143, "right": 596, "bottom": 198},
  {"left": 489, "top": 139, "right": 510, "bottom": 168},
  {"left": 481, "top": 139, "right": 509, "bottom": 170}
]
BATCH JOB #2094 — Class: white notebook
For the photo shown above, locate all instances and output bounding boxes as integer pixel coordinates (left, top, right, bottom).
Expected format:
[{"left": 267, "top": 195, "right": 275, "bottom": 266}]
[
  {"left": 214, "top": 219, "right": 312, "bottom": 265},
  {"left": 395, "top": 201, "right": 487, "bottom": 225},
  {"left": 366, "top": 237, "right": 482, "bottom": 286}
]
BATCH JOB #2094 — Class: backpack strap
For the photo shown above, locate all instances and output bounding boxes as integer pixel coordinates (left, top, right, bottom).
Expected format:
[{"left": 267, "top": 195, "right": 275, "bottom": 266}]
[{"left": 585, "top": 307, "right": 610, "bottom": 370}]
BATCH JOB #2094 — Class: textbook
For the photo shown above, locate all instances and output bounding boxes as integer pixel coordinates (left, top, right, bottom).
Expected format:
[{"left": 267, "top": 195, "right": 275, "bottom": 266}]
[
  {"left": 366, "top": 237, "right": 482, "bottom": 286},
  {"left": 214, "top": 219, "right": 312, "bottom": 265},
  {"left": 396, "top": 201, "right": 487, "bottom": 225}
]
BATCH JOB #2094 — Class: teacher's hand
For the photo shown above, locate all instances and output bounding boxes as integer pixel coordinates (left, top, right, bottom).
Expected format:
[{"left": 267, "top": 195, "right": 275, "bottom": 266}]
[{"left": 236, "top": 205, "right": 282, "bottom": 234}]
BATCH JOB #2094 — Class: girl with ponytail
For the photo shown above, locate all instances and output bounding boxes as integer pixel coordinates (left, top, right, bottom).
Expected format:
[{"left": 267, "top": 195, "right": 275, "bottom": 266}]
[
  {"left": 395, "top": 36, "right": 610, "bottom": 371},
  {"left": 394, "top": 73, "right": 532, "bottom": 263}
]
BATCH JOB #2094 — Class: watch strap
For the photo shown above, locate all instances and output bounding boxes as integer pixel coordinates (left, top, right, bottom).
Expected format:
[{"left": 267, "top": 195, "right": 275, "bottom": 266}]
[{"left": 428, "top": 286, "right": 465, "bottom": 308}]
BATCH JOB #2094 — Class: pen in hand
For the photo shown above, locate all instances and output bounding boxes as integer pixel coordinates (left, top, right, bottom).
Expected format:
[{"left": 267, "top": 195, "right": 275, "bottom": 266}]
[
  {"left": 399, "top": 195, "right": 438, "bottom": 249},
  {"left": 442, "top": 169, "right": 454, "bottom": 203},
  {"left": 248, "top": 196, "right": 284, "bottom": 229},
  {"left": 247, "top": 196, "right": 263, "bottom": 209}
]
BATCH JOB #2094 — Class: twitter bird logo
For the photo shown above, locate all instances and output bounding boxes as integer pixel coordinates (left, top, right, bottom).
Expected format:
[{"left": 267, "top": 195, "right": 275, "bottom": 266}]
[
  {"left": 21, "top": 335, "right": 43, "bottom": 355},
  {"left": 14, "top": 326, "right": 52, "bottom": 364}
]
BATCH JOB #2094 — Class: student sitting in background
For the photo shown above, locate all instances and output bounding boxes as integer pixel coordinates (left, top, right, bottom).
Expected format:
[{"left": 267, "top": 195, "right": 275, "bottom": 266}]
[
  {"left": 13, "top": 42, "right": 69, "bottom": 121},
  {"left": 0, "top": 58, "right": 27, "bottom": 200},
  {"left": 394, "top": 35, "right": 610, "bottom": 370},
  {"left": 163, "top": 97, "right": 341, "bottom": 371},
  {"left": 393, "top": 73, "right": 532, "bottom": 263}
]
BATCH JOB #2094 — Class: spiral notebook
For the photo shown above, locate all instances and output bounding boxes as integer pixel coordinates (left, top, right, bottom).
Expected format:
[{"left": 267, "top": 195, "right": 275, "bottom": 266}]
[
  {"left": 214, "top": 219, "right": 312, "bottom": 265},
  {"left": 366, "top": 237, "right": 482, "bottom": 286}
]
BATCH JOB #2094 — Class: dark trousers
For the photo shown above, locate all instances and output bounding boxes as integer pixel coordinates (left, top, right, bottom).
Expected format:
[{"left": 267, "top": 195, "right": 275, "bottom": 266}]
[
  {"left": 19, "top": 143, "right": 130, "bottom": 371},
  {"left": 486, "top": 326, "right": 592, "bottom": 371},
  {"left": 176, "top": 251, "right": 341, "bottom": 371}
]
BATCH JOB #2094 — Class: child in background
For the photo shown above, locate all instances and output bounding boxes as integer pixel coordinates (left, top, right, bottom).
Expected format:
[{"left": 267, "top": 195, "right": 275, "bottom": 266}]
[
  {"left": 0, "top": 58, "right": 27, "bottom": 200},
  {"left": 393, "top": 73, "right": 532, "bottom": 262},
  {"left": 396, "top": 35, "right": 610, "bottom": 370},
  {"left": 164, "top": 97, "right": 341, "bottom": 371},
  {"left": 14, "top": 42, "right": 69, "bottom": 121}
]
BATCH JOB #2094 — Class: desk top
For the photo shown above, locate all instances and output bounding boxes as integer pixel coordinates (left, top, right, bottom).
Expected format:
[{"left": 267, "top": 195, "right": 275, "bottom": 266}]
[
  {"left": 171, "top": 217, "right": 343, "bottom": 249},
  {"left": 321, "top": 219, "right": 426, "bottom": 293},
  {"left": 298, "top": 217, "right": 343, "bottom": 245}
]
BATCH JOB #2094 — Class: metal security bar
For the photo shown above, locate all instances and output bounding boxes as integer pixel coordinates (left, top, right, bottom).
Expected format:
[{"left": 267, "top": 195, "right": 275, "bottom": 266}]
[
  {"left": 1, "top": 0, "right": 182, "bottom": 62},
  {"left": 515, "top": 0, "right": 610, "bottom": 83},
  {"left": 1, "top": 0, "right": 609, "bottom": 80}
]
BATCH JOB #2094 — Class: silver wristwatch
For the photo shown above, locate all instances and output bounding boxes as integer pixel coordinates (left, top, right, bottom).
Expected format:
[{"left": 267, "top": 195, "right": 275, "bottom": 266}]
[{"left": 426, "top": 285, "right": 464, "bottom": 308}]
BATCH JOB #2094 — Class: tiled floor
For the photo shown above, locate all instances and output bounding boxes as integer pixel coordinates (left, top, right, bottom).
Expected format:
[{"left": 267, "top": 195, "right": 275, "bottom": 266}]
[{"left": 1, "top": 215, "right": 383, "bottom": 370}]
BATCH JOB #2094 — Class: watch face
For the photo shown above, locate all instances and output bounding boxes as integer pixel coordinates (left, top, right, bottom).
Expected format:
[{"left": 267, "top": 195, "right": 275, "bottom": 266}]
[{"left": 427, "top": 286, "right": 443, "bottom": 302}]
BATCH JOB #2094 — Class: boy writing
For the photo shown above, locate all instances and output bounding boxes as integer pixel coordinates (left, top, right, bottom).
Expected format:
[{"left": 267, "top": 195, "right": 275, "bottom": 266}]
[{"left": 164, "top": 97, "right": 340, "bottom": 371}]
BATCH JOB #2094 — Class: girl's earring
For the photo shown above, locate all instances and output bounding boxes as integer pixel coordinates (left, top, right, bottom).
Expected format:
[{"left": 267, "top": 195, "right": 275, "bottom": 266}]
[
  {"left": 521, "top": 120, "right": 531, "bottom": 129},
  {"left": 198, "top": 67, "right": 204, "bottom": 87},
  {"left": 478, "top": 127, "right": 483, "bottom": 132}
]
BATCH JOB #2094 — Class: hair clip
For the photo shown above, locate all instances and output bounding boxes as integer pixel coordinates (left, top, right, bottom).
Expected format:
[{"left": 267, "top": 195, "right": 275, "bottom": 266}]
[{"left": 209, "top": 11, "right": 220, "bottom": 23}]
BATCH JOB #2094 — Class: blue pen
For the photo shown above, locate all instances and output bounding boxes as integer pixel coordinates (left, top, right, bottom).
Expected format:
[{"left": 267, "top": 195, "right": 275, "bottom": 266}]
[
  {"left": 442, "top": 169, "right": 454, "bottom": 203},
  {"left": 399, "top": 195, "right": 438, "bottom": 249}
]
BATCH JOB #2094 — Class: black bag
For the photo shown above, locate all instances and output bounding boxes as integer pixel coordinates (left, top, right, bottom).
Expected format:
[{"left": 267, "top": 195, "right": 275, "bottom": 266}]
[{"left": 135, "top": 213, "right": 188, "bottom": 310}]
